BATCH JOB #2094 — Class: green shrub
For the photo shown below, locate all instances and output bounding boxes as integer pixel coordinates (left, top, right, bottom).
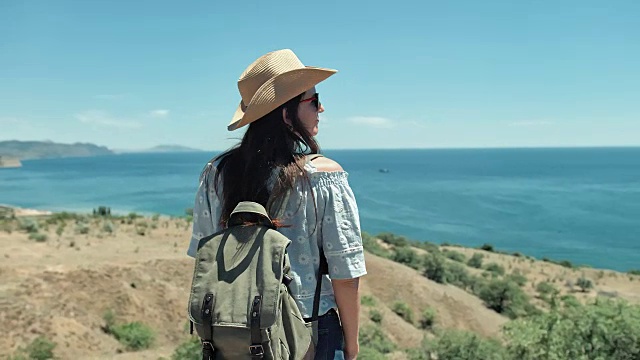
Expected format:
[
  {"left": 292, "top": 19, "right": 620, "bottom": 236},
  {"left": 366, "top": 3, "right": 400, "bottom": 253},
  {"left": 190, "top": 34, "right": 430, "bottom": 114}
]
[
  {"left": 110, "top": 321, "right": 155, "bottom": 351},
  {"left": 424, "top": 330, "right": 506, "bottom": 360},
  {"left": 443, "top": 249, "right": 466, "bottom": 263},
  {"left": 377, "top": 232, "right": 409, "bottom": 247},
  {"left": 419, "top": 307, "right": 436, "bottom": 330},
  {"left": 103, "top": 309, "right": 116, "bottom": 330},
  {"left": 393, "top": 246, "right": 421, "bottom": 269},
  {"left": 125, "top": 212, "right": 139, "bottom": 224},
  {"left": 2, "top": 222, "right": 13, "bottom": 234},
  {"left": 535, "top": 281, "right": 558, "bottom": 296},
  {"left": 560, "top": 294, "right": 581, "bottom": 308},
  {"left": 556, "top": 259, "right": 574, "bottom": 268},
  {"left": 542, "top": 257, "right": 574, "bottom": 269},
  {"left": 358, "top": 346, "right": 388, "bottom": 360},
  {"left": 479, "top": 243, "right": 495, "bottom": 252},
  {"left": 484, "top": 262, "right": 505, "bottom": 276},
  {"left": 369, "top": 309, "right": 383, "bottom": 324},
  {"left": 75, "top": 222, "right": 90, "bottom": 234},
  {"left": 103, "top": 221, "right": 115, "bottom": 233},
  {"left": 24, "top": 336, "right": 56, "bottom": 360},
  {"left": 359, "top": 325, "right": 396, "bottom": 354},
  {"left": 360, "top": 295, "right": 376, "bottom": 306},
  {"left": 18, "top": 218, "right": 39, "bottom": 233},
  {"left": 467, "top": 253, "right": 484, "bottom": 268},
  {"left": 446, "top": 262, "right": 473, "bottom": 290},
  {"left": 476, "top": 279, "right": 537, "bottom": 319},
  {"left": 135, "top": 222, "right": 147, "bottom": 236},
  {"left": 392, "top": 301, "right": 414, "bottom": 324},
  {"left": 0, "top": 206, "right": 16, "bottom": 220},
  {"left": 171, "top": 337, "right": 201, "bottom": 360},
  {"left": 423, "top": 253, "right": 448, "bottom": 283},
  {"left": 505, "top": 299, "right": 640, "bottom": 359},
  {"left": 48, "top": 212, "right": 77, "bottom": 223},
  {"left": 410, "top": 240, "right": 440, "bottom": 253},
  {"left": 102, "top": 310, "right": 154, "bottom": 351},
  {"left": 362, "top": 232, "right": 391, "bottom": 259},
  {"left": 505, "top": 271, "right": 527, "bottom": 287},
  {"left": 576, "top": 276, "right": 593, "bottom": 292},
  {"left": 55, "top": 224, "right": 65, "bottom": 237},
  {"left": 423, "top": 253, "right": 475, "bottom": 289},
  {"left": 628, "top": 269, "right": 640, "bottom": 276},
  {"left": 28, "top": 232, "right": 48, "bottom": 242},
  {"left": 406, "top": 348, "right": 430, "bottom": 360}
]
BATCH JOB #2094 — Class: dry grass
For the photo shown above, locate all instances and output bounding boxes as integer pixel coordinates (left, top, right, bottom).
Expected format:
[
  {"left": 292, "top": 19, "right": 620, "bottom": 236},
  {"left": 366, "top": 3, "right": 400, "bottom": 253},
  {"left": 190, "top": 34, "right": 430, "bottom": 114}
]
[
  {"left": 441, "top": 246, "right": 640, "bottom": 305},
  {"left": 1, "top": 214, "right": 638, "bottom": 359}
]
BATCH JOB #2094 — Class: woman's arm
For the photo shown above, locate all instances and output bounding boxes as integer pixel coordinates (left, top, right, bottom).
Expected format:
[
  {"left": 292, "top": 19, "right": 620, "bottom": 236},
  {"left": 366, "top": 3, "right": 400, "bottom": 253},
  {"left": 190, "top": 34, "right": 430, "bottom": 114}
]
[
  {"left": 314, "top": 155, "right": 366, "bottom": 360},
  {"left": 333, "top": 277, "right": 361, "bottom": 360}
]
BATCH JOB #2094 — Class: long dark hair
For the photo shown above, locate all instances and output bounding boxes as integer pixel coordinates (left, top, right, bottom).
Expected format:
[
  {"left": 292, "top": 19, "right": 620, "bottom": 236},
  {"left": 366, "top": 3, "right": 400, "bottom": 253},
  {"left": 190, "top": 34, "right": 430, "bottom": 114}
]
[{"left": 204, "top": 93, "right": 320, "bottom": 227}]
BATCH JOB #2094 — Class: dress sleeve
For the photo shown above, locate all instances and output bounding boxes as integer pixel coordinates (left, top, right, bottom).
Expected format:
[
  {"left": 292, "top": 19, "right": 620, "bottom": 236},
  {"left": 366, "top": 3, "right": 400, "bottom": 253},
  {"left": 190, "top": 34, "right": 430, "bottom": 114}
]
[
  {"left": 187, "top": 163, "right": 222, "bottom": 258},
  {"left": 318, "top": 173, "right": 367, "bottom": 280}
]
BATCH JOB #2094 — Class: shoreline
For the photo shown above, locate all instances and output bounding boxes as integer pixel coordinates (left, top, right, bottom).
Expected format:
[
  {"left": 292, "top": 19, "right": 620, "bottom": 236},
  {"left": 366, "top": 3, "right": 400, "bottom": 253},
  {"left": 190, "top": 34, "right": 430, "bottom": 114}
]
[
  {"left": 0, "top": 204, "right": 52, "bottom": 217},
  {"left": 2, "top": 203, "right": 638, "bottom": 274},
  {"left": 0, "top": 203, "right": 178, "bottom": 219}
]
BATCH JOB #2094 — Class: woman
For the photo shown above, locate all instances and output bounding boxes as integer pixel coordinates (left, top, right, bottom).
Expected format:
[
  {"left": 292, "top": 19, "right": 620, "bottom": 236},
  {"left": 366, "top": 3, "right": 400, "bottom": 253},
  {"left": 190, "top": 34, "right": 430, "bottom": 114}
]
[{"left": 187, "top": 49, "right": 366, "bottom": 360}]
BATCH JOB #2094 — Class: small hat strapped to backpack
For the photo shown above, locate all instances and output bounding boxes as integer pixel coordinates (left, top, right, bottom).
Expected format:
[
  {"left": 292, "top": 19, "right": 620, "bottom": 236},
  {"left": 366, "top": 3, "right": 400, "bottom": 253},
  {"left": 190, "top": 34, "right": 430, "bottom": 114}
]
[{"left": 187, "top": 155, "right": 328, "bottom": 360}]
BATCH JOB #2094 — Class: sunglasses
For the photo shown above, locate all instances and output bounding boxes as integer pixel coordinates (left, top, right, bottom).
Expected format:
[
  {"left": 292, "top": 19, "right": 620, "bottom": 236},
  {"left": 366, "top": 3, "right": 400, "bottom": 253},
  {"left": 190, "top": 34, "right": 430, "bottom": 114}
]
[{"left": 299, "top": 93, "right": 320, "bottom": 110}]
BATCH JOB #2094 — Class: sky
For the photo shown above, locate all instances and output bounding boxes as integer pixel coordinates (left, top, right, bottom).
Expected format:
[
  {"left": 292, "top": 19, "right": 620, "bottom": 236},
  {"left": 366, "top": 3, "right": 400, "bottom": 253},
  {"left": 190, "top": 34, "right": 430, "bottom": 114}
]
[{"left": 1, "top": 0, "right": 639, "bottom": 151}]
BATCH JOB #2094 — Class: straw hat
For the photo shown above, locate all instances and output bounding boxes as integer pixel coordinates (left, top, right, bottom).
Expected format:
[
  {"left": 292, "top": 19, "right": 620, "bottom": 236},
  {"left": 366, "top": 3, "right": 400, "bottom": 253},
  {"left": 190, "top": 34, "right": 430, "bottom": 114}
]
[{"left": 227, "top": 49, "right": 337, "bottom": 131}]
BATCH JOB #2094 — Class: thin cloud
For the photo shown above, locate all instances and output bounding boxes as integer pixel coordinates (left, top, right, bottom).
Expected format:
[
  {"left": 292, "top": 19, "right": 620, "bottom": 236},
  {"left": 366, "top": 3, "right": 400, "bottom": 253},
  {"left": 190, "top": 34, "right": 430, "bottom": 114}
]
[
  {"left": 149, "top": 109, "right": 170, "bottom": 118},
  {"left": 348, "top": 116, "right": 395, "bottom": 129},
  {"left": 76, "top": 110, "right": 142, "bottom": 129},
  {"left": 0, "top": 117, "right": 21, "bottom": 125},
  {"left": 94, "top": 94, "right": 127, "bottom": 100},
  {"left": 509, "top": 120, "right": 554, "bottom": 127},
  {"left": 407, "top": 120, "right": 428, "bottom": 129}
]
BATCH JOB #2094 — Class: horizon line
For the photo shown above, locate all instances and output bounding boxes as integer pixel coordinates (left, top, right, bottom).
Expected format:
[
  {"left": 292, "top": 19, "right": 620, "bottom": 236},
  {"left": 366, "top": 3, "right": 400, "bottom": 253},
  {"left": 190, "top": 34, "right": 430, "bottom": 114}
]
[{"left": 2, "top": 139, "right": 640, "bottom": 152}]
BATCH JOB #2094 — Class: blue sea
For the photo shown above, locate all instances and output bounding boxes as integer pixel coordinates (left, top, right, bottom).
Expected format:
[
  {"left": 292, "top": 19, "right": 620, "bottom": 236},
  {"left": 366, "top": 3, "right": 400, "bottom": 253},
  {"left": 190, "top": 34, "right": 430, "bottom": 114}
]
[{"left": 1, "top": 148, "right": 639, "bottom": 272}]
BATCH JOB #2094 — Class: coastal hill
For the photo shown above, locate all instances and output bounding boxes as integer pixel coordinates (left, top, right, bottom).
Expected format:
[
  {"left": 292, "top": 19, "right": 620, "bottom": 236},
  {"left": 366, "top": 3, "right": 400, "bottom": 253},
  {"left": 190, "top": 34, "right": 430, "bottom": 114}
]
[
  {"left": 1, "top": 210, "right": 639, "bottom": 359},
  {"left": 0, "top": 141, "right": 204, "bottom": 160},
  {"left": 0, "top": 140, "right": 113, "bottom": 160}
]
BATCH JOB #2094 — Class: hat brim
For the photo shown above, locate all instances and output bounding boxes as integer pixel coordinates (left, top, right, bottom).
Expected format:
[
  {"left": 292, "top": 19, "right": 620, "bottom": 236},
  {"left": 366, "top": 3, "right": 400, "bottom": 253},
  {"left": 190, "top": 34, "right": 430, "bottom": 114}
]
[{"left": 227, "top": 66, "right": 337, "bottom": 131}]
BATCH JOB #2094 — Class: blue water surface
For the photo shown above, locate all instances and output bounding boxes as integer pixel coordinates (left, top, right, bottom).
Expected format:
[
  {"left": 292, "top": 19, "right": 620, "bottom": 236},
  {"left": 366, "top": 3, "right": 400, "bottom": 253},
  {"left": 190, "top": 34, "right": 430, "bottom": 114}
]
[{"left": 1, "top": 148, "right": 639, "bottom": 271}]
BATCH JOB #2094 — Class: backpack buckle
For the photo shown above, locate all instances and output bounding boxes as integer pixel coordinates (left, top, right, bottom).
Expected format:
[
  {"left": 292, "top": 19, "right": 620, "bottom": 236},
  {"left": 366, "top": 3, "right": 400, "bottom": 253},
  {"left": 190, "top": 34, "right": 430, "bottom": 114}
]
[
  {"left": 249, "top": 344, "right": 264, "bottom": 357},
  {"left": 202, "top": 341, "right": 215, "bottom": 360}
]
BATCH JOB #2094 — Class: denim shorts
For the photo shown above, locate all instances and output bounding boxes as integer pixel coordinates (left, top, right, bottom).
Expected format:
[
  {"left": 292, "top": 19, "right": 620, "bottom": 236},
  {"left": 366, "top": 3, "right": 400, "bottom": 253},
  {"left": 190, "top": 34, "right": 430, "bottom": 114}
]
[{"left": 314, "top": 309, "right": 345, "bottom": 360}]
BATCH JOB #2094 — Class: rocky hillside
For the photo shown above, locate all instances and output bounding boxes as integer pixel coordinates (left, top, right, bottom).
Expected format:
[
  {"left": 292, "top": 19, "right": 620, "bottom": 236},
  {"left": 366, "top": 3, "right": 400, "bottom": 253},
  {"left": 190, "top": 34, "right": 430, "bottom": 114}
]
[{"left": 0, "top": 156, "right": 22, "bottom": 168}]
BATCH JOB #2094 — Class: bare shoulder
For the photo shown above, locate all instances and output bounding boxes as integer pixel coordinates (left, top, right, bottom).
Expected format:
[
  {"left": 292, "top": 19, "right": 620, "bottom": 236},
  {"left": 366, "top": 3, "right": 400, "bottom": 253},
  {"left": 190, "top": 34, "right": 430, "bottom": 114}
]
[{"left": 311, "top": 156, "right": 344, "bottom": 172}]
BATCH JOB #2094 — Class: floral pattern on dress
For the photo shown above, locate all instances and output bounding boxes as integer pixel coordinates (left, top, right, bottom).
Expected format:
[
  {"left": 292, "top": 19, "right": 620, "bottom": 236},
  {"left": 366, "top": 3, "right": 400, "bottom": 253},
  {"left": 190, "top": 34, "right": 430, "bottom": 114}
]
[{"left": 187, "top": 159, "right": 367, "bottom": 318}]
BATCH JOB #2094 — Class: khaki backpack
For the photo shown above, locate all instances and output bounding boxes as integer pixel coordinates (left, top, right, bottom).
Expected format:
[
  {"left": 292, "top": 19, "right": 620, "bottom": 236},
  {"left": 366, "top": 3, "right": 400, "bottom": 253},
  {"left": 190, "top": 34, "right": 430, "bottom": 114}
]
[{"left": 187, "top": 199, "right": 327, "bottom": 360}]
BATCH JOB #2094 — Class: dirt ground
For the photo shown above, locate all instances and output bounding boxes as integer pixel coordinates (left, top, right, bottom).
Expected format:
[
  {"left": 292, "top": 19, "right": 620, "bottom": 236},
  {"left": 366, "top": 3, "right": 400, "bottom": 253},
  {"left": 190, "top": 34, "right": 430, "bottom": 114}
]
[{"left": 1, "top": 212, "right": 637, "bottom": 359}]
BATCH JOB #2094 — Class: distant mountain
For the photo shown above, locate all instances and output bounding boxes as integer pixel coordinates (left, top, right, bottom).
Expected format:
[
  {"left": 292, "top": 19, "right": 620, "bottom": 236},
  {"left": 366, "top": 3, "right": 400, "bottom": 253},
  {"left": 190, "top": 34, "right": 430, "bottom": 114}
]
[{"left": 0, "top": 140, "right": 113, "bottom": 160}]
